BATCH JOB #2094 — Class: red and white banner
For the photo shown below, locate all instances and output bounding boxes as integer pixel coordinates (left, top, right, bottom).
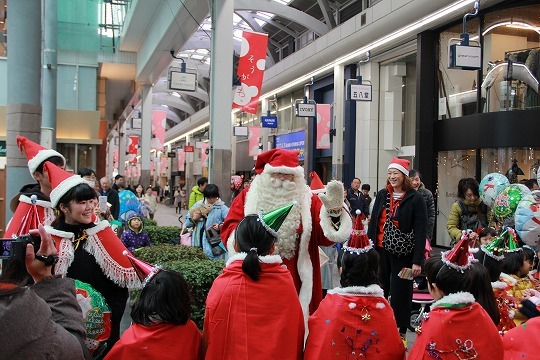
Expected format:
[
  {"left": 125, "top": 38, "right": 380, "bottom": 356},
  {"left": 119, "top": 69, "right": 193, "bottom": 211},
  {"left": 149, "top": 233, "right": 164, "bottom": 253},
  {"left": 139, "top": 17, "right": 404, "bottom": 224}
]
[
  {"left": 199, "top": 143, "right": 209, "bottom": 167},
  {"left": 248, "top": 126, "right": 261, "bottom": 157},
  {"left": 316, "top": 104, "right": 331, "bottom": 149},
  {"left": 160, "top": 157, "right": 168, "bottom": 176},
  {"left": 232, "top": 31, "right": 268, "bottom": 114},
  {"left": 177, "top": 149, "right": 185, "bottom": 172},
  {"left": 152, "top": 110, "right": 166, "bottom": 150},
  {"left": 127, "top": 136, "right": 139, "bottom": 163},
  {"left": 137, "top": 164, "right": 141, "bottom": 177}
]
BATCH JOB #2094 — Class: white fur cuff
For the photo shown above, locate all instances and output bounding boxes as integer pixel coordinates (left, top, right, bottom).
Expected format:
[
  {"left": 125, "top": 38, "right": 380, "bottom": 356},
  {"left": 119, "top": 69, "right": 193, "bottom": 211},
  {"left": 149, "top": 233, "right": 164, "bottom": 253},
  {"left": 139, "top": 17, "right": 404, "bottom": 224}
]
[{"left": 319, "top": 205, "right": 352, "bottom": 243}]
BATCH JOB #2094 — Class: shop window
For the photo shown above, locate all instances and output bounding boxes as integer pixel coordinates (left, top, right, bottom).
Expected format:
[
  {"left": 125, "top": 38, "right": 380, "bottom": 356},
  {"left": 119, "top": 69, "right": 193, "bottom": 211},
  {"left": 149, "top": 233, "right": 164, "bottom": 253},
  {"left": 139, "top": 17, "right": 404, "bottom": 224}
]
[
  {"left": 435, "top": 150, "right": 477, "bottom": 247},
  {"left": 480, "top": 147, "right": 540, "bottom": 184},
  {"left": 57, "top": 143, "right": 96, "bottom": 173},
  {"left": 482, "top": 5, "right": 540, "bottom": 112}
]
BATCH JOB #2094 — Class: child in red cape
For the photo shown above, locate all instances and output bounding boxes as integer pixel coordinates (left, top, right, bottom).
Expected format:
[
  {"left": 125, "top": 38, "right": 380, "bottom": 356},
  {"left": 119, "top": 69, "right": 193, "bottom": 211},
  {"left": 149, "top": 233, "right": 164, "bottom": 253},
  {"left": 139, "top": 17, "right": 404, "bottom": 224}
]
[
  {"left": 304, "top": 212, "right": 405, "bottom": 359},
  {"left": 408, "top": 237, "right": 503, "bottom": 359},
  {"left": 203, "top": 205, "right": 304, "bottom": 359}
]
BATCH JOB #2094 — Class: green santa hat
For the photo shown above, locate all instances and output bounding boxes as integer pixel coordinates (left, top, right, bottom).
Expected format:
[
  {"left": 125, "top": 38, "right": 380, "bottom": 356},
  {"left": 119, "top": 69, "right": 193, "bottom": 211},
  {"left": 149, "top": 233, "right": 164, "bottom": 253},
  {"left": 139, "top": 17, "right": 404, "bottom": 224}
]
[
  {"left": 480, "top": 234, "right": 505, "bottom": 261},
  {"left": 258, "top": 202, "right": 296, "bottom": 237}
]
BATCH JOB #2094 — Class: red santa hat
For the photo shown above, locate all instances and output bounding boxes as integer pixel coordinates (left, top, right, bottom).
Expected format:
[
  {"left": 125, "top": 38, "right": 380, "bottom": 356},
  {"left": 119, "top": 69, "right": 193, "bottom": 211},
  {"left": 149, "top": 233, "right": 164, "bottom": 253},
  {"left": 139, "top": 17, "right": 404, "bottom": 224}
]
[
  {"left": 309, "top": 171, "right": 325, "bottom": 194},
  {"left": 123, "top": 250, "right": 161, "bottom": 287},
  {"left": 254, "top": 148, "right": 304, "bottom": 178},
  {"left": 44, "top": 162, "right": 87, "bottom": 208},
  {"left": 17, "top": 136, "right": 65, "bottom": 179},
  {"left": 387, "top": 157, "right": 410, "bottom": 177},
  {"left": 441, "top": 236, "right": 473, "bottom": 272},
  {"left": 343, "top": 210, "right": 373, "bottom": 254}
]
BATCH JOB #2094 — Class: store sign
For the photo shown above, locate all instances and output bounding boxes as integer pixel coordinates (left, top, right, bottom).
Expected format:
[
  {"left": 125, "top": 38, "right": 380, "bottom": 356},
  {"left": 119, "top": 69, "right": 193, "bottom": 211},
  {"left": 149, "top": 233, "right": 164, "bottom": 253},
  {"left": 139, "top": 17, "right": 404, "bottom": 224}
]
[
  {"left": 0, "top": 141, "right": 5, "bottom": 157},
  {"left": 449, "top": 45, "right": 481, "bottom": 70},
  {"left": 295, "top": 103, "right": 316, "bottom": 117},
  {"left": 349, "top": 84, "right": 372, "bottom": 101},
  {"left": 261, "top": 115, "right": 278, "bottom": 128},
  {"left": 169, "top": 70, "right": 197, "bottom": 92},
  {"left": 275, "top": 130, "right": 305, "bottom": 161},
  {"left": 184, "top": 145, "right": 195, "bottom": 153},
  {"left": 132, "top": 117, "right": 142, "bottom": 129},
  {"left": 167, "top": 152, "right": 176, "bottom": 158}
]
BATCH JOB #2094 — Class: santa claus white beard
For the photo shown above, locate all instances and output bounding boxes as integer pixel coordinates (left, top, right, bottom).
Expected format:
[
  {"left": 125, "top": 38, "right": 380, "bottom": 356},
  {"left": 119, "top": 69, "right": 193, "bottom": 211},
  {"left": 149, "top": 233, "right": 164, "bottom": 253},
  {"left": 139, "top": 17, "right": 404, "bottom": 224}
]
[{"left": 251, "top": 172, "right": 306, "bottom": 259}]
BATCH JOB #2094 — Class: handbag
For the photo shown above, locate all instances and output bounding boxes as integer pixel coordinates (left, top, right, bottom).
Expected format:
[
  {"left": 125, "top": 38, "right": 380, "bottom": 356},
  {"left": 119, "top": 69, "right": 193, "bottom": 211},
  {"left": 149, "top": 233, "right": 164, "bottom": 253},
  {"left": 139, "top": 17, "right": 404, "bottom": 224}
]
[
  {"left": 179, "top": 221, "right": 192, "bottom": 246},
  {"left": 205, "top": 226, "right": 227, "bottom": 257},
  {"left": 383, "top": 192, "right": 415, "bottom": 257}
]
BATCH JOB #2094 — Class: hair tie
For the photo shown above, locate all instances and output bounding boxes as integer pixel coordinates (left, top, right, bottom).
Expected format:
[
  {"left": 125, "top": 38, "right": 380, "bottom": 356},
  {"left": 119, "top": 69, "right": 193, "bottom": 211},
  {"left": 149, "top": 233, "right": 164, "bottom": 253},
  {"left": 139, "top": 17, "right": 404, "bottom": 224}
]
[{"left": 250, "top": 247, "right": 258, "bottom": 252}]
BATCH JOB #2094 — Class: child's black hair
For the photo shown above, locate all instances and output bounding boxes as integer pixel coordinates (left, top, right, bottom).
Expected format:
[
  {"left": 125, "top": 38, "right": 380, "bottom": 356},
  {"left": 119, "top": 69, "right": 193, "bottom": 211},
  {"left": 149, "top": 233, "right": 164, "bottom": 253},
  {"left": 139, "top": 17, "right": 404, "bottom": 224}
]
[
  {"left": 522, "top": 246, "right": 536, "bottom": 264},
  {"left": 131, "top": 270, "right": 191, "bottom": 326},
  {"left": 35, "top": 156, "right": 64, "bottom": 174},
  {"left": 474, "top": 250, "right": 503, "bottom": 283},
  {"left": 479, "top": 227, "right": 497, "bottom": 239},
  {"left": 502, "top": 250, "right": 525, "bottom": 276},
  {"left": 234, "top": 215, "right": 277, "bottom": 282},
  {"left": 53, "top": 183, "right": 97, "bottom": 224},
  {"left": 203, "top": 184, "right": 220, "bottom": 199},
  {"left": 340, "top": 248, "right": 379, "bottom": 287},
  {"left": 77, "top": 167, "right": 96, "bottom": 178},
  {"left": 469, "top": 262, "right": 501, "bottom": 326},
  {"left": 424, "top": 254, "right": 472, "bottom": 296}
]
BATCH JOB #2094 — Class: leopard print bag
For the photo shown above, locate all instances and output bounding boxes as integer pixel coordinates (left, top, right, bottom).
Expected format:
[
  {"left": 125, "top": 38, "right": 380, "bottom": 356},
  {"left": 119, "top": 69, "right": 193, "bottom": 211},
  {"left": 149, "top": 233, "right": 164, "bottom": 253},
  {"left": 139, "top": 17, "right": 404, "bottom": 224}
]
[{"left": 383, "top": 192, "right": 415, "bottom": 257}]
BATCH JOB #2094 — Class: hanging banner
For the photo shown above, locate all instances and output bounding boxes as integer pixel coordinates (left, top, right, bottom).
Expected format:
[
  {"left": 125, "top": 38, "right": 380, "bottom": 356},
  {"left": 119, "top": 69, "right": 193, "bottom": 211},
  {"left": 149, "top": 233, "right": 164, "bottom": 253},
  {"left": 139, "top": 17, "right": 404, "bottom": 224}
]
[
  {"left": 127, "top": 136, "right": 139, "bottom": 163},
  {"left": 160, "top": 157, "right": 168, "bottom": 176},
  {"left": 113, "top": 149, "right": 119, "bottom": 171},
  {"left": 152, "top": 110, "right": 167, "bottom": 150},
  {"left": 200, "top": 143, "right": 209, "bottom": 167},
  {"left": 232, "top": 31, "right": 268, "bottom": 114},
  {"left": 137, "top": 164, "right": 141, "bottom": 178},
  {"left": 248, "top": 126, "right": 261, "bottom": 157},
  {"left": 316, "top": 104, "right": 331, "bottom": 149},
  {"left": 177, "top": 149, "right": 185, "bottom": 172}
]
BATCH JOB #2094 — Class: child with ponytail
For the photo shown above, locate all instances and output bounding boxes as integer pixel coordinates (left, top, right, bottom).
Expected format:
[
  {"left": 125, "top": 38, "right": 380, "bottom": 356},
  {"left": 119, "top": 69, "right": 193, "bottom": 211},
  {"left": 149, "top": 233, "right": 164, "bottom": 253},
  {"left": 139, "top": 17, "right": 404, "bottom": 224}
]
[{"left": 203, "top": 205, "right": 304, "bottom": 359}]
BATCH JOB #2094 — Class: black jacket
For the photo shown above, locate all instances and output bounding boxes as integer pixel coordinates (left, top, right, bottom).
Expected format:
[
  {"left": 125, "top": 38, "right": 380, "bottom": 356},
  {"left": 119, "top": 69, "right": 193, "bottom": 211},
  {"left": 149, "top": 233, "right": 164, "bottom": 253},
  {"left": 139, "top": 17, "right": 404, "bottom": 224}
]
[
  {"left": 99, "top": 188, "right": 120, "bottom": 220},
  {"left": 346, "top": 188, "right": 369, "bottom": 216},
  {"left": 367, "top": 187, "right": 428, "bottom": 265}
]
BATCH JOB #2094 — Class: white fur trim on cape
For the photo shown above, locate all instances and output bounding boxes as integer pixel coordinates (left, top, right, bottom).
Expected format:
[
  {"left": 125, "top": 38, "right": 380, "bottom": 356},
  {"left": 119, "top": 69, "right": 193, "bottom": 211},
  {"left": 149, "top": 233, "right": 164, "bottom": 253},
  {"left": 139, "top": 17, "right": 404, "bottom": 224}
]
[
  {"left": 16, "top": 195, "right": 56, "bottom": 226},
  {"left": 27, "top": 149, "right": 65, "bottom": 178},
  {"left": 264, "top": 163, "right": 304, "bottom": 178},
  {"left": 19, "top": 194, "right": 52, "bottom": 208},
  {"left": 492, "top": 281, "right": 508, "bottom": 290},
  {"left": 500, "top": 272, "right": 518, "bottom": 286},
  {"left": 431, "top": 292, "right": 475, "bottom": 310},
  {"left": 45, "top": 225, "right": 75, "bottom": 279},
  {"left": 318, "top": 204, "right": 353, "bottom": 243},
  {"left": 50, "top": 175, "right": 87, "bottom": 208},
  {"left": 226, "top": 252, "right": 283, "bottom": 267},
  {"left": 244, "top": 183, "right": 314, "bottom": 320},
  {"left": 327, "top": 284, "right": 384, "bottom": 297}
]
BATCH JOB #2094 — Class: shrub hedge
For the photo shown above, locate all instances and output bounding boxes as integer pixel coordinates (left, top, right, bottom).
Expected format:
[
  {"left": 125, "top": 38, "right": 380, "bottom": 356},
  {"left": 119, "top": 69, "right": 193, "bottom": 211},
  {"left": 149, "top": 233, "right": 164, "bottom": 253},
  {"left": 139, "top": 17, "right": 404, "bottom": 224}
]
[
  {"left": 134, "top": 244, "right": 225, "bottom": 329},
  {"left": 143, "top": 218, "right": 158, "bottom": 227},
  {"left": 145, "top": 225, "right": 182, "bottom": 245}
]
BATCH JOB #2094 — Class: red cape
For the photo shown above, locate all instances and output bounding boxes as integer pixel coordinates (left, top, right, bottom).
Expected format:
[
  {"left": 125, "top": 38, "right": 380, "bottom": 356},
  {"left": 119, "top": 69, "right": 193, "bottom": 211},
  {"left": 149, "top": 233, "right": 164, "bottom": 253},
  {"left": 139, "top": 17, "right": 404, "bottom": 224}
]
[
  {"left": 304, "top": 286, "right": 406, "bottom": 360},
  {"left": 503, "top": 317, "right": 540, "bottom": 359},
  {"left": 221, "top": 188, "right": 338, "bottom": 314},
  {"left": 5, "top": 196, "right": 54, "bottom": 238},
  {"left": 104, "top": 321, "right": 202, "bottom": 360},
  {"left": 409, "top": 295, "right": 503, "bottom": 360},
  {"left": 203, "top": 258, "right": 304, "bottom": 359}
]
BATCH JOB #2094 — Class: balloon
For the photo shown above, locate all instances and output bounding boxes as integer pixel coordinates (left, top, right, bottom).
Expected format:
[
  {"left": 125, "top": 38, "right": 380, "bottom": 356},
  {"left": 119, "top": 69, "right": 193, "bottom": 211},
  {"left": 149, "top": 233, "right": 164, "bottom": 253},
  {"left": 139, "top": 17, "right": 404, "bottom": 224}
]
[
  {"left": 479, "top": 173, "right": 510, "bottom": 208},
  {"left": 118, "top": 190, "right": 139, "bottom": 223},
  {"left": 493, "top": 184, "right": 532, "bottom": 225},
  {"left": 515, "top": 194, "right": 540, "bottom": 246},
  {"left": 75, "top": 280, "right": 112, "bottom": 355}
]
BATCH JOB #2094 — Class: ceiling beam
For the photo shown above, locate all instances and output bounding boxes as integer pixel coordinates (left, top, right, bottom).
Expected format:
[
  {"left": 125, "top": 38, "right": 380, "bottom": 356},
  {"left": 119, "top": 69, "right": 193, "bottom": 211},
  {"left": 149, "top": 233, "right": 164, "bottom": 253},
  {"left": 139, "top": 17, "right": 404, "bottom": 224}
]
[
  {"left": 243, "top": 11, "right": 299, "bottom": 38},
  {"left": 317, "top": 0, "right": 337, "bottom": 29}
]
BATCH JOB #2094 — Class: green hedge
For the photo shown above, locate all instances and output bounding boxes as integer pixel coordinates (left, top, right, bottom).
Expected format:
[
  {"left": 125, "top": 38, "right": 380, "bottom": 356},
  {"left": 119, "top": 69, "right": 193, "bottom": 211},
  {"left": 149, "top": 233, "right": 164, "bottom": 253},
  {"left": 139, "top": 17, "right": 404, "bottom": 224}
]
[
  {"left": 134, "top": 245, "right": 225, "bottom": 329},
  {"left": 145, "top": 225, "right": 182, "bottom": 245},
  {"left": 143, "top": 218, "right": 158, "bottom": 227}
]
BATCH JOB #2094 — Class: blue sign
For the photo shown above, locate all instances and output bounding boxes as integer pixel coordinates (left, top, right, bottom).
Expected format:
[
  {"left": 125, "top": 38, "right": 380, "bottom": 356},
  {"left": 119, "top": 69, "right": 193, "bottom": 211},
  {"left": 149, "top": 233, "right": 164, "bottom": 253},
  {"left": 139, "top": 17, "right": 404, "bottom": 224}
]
[
  {"left": 275, "top": 130, "right": 305, "bottom": 161},
  {"left": 261, "top": 115, "right": 278, "bottom": 128}
]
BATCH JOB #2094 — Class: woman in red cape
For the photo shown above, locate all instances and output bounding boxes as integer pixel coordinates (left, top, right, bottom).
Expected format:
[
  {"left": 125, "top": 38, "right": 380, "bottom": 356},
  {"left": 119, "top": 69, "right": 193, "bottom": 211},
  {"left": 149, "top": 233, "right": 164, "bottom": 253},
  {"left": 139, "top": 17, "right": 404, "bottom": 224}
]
[{"left": 203, "top": 211, "right": 304, "bottom": 359}]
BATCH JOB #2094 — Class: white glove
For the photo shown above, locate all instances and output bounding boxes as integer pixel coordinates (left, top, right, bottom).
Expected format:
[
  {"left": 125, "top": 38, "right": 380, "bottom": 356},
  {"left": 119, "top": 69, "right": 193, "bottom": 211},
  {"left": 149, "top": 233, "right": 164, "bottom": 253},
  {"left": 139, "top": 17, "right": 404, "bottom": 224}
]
[{"left": 318, "top": 180, "right": 344, "bottom": 217}]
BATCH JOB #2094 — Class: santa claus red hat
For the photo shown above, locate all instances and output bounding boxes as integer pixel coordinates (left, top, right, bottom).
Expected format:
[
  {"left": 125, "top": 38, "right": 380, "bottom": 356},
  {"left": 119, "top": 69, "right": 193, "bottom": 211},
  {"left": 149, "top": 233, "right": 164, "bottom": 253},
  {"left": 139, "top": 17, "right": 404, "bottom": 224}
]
[
  {"left": 123, "top": 250, "right": 161, "bottom": 287},
  {"left": 309, "top": 171, "right": 325, "bottom": 194},
  {"left": 388, "top": 157, "right": 410, "bottom": 177},
  {"left": 441, "top": 236, "right": 473, "bottom": 272},
  {"left": 344, "top": 210, "right": 373, "bottom": 254},
  {"left": 43, "top": 162, "right": 87, "bottom": 208},
  {"left": 17, "top": 136, "right": 65, "bottom": 179},
  {"left": 254, "top": 149, "right": 304, "bottom": 178}
]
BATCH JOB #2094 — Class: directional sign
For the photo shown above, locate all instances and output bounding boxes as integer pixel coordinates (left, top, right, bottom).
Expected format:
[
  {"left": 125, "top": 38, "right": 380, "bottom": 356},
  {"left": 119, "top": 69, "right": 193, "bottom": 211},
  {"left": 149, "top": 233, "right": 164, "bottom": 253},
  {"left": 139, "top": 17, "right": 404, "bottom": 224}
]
[
  {"left": 349, "top": 84, "right": 372, "bottom": 101},
  {"left": 184, "top": 145, "right": 195, "bottom": 153},
  {"left": 261, "top": 115, "right": 278, "bottom": 128},
  {"left": 295, "top": 103, "right": 316, "bottom": 117}
]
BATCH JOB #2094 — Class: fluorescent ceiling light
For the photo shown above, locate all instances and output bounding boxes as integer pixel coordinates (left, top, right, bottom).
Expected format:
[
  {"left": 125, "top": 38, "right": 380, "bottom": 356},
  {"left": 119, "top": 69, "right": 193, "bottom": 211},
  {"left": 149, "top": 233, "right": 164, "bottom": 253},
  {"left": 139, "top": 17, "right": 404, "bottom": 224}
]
[{"left": 483, "top": 21, "right": 540, "bottom": 36}]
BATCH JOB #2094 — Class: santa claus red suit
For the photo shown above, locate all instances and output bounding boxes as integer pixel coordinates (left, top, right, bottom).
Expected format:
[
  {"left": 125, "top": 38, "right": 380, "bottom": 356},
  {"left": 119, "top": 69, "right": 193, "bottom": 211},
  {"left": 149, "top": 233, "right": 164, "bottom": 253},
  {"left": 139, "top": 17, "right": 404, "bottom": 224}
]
[
  {"left": 221, "top": 149, "right": 352, "bottom": 316},
  {"left": 204, "top": 254, "right": 304, "bottom": 359}
]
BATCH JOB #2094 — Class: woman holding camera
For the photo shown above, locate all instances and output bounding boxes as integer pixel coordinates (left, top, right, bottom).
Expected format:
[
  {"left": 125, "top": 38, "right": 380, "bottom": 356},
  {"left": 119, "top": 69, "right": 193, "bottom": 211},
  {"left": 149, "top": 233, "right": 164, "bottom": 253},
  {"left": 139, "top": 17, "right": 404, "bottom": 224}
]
[
  {"left": 42, "top": 162, "right": 138, "bottom": 355},
  {"left": 185, "top": 184, "right": 229, "bottom": 260}
]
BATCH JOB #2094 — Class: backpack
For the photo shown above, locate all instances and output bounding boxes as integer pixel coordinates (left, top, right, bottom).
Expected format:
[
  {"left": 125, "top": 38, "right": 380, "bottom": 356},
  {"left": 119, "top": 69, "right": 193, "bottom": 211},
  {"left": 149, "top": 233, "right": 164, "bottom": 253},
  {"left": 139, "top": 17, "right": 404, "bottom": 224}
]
[{"left": 457, "top": 200, "right": 488, "bottom": 233}]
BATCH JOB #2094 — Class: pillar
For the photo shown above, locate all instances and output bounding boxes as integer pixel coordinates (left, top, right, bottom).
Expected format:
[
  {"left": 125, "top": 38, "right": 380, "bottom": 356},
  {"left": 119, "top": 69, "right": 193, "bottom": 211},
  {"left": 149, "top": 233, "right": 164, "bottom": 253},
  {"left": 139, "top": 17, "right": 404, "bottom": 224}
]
[
  {"left": 140, "top": 85, "right": 152, "bottom": 187},
  {"left": 41, "top": 0, "right": 57, "bottom": 149}
]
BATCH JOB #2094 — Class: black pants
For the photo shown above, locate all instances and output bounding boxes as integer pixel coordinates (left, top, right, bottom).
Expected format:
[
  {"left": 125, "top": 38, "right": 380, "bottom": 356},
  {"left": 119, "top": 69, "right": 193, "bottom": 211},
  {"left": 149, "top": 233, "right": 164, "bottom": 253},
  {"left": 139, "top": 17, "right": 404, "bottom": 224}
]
[{"left": 377, "top": 247, "right": 413, "bottom": 334}]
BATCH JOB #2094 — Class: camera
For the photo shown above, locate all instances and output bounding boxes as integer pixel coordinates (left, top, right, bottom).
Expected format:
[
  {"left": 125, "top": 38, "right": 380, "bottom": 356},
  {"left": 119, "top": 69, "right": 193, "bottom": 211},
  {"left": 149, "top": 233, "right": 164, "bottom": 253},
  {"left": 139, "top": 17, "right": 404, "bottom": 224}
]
[{"left": 0, "top": 235, "right": 41, "bottom": 262}]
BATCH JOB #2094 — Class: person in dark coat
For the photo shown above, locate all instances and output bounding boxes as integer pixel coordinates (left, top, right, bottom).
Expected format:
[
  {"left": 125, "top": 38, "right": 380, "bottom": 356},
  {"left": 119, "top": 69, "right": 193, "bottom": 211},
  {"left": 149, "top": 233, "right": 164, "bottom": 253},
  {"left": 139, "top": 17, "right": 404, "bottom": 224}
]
[
  {"left": 346, "top": 177, "right": 369, "bottom": 216},
  {"left": 367, "top": 158, "right": 427, "bottom": 341},
  {"left": 409, "top": 169, "right": 435, "bottom": 241},
  {"left": 99, "top": 177, "right": 120, "bottom": 220}
]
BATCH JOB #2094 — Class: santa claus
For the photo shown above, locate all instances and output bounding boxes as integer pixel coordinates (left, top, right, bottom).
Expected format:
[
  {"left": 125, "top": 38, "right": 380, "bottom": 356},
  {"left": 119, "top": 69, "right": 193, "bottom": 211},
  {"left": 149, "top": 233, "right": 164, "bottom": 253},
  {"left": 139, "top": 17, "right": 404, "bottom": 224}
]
[{"left": 221, "top": 149, "right": 352, "bottom": 316}]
